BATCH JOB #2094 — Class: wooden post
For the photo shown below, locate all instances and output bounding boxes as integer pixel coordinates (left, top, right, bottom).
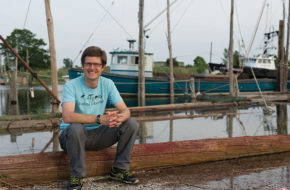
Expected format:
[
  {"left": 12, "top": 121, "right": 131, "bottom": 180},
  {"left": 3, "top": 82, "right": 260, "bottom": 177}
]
[
  {"left": 167, "top": 0, "right": 174, "bottom": 104},
  {"left": 138, "top": 0, "right": 145, "bottom": 106},
  {"left": 26, "top": 49, "right": 30, "bottom": 113},
  {"left": 169, "top": 111, "right": 173, "bottom": 142},
  {"left": 9, "top": 70, "right": 19, "bottom": 115},
  {"left": 138, "top": 122, "right": 146, "bottom": 144},
  {"left": 0, "top": 52, "right": 2, "bottom": 73},
  {"left": 190, "top": 78, "right": 196, "bottom": 99},
  {"left": 52, "top": 128, "right": 59, "bottom": 152},
  {"left": 8, "top": 44, "right": 19, "bottom": 115},
  {"left": 234, "top": 74, "right": 239, "bottom": 96},
  {"left": 276, "top": 104, "right": 288, "bottom": 135},
  {"left": 44, "top": 0, "right": 59, "bottom": 113},
  {"left": 228, "top": 0, "right": 235, "bottom": 96},
  {"left": 284, "top": 0, "right": 290, "bottom": 90},
  {"left": 277, "top": 20, "right": 285, "bottom": 91}
]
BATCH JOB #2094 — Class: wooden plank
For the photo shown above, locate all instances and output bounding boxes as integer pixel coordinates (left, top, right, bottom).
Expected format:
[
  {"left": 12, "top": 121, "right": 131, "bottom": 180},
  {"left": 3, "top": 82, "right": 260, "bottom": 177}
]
[{"left": 1, "top": 135, "right": 290, "bottom": 186}]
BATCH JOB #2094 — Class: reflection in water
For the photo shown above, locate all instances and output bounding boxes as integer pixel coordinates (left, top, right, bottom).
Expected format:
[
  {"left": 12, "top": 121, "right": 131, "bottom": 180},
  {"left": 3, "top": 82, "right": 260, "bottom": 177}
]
[
  {"left": 0, "top": 86, "right": 56, "bottom": 115},
  {"left": 226, "top": 107, "right": 237, "bottom": 138},
  {"left": 169, "top": 111, "right": 174, "bottom": 142},
  {"left": 277, "top": 104, "right": 288, "bottom": 135},
  {"left": 0, "top": 84, "right": 289, "bottom": 156}
]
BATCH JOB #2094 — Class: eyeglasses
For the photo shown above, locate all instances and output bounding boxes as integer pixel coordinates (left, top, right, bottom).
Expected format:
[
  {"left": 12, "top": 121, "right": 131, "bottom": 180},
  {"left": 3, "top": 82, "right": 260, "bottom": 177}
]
[{"left": 84, "top": 62, "right": 103, "bottom": 68}]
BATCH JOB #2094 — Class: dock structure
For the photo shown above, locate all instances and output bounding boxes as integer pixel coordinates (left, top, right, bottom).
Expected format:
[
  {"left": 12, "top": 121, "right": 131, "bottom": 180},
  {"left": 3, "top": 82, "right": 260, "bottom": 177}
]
[
  {"left": 0, "top": 92, "right": 289, "bottom": 130},
  {"left": 1, "top": 135, "right": 290, "bottom": 186}
]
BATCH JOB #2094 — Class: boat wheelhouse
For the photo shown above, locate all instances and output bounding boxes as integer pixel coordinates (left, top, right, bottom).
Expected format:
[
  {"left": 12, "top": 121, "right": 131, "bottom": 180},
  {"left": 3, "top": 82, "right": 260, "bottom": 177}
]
[
  {"left": 242, "top": 56, "right": 276, "bottom": 70},
  {"left": 109, "top": 39, "right": 153, "bottom": 77}
]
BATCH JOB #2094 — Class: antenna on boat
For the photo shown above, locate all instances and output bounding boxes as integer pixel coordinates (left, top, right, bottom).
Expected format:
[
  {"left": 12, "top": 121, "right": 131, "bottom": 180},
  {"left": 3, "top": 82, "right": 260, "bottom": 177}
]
[{"left": 127, "top": 39, "right": 136, "bottom": 50}]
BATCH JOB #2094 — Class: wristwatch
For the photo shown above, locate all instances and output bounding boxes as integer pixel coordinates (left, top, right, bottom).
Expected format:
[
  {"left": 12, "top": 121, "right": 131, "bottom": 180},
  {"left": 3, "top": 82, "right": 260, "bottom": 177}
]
[{"left": 96, "top": 115, "right": 101, "bottom": 124}]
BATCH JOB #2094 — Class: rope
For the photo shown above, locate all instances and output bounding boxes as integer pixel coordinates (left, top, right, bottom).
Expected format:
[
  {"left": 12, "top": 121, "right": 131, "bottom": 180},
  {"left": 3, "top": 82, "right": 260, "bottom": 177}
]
[
  {"left": 73, "top": 0, "right": 116, "bottom": 65},
  {"left": 23, "top": 0, "right": 32, "bottom": 29},
  {"left": 246, "top": 0, "right": 267, "bottom": 58},
  {"left": 95, "top": 0, "right": 133, "bottom": 39}
]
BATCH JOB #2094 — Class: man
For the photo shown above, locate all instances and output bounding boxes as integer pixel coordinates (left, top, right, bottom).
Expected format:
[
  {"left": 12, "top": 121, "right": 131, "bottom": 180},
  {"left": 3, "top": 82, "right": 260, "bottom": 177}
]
[{"left": 59, "top": 46, "right": 139, "bottom": 190}]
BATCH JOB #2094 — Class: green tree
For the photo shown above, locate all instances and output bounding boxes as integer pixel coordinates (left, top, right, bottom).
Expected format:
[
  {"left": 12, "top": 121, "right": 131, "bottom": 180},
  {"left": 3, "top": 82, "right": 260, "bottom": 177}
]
[
  {"left": 0, "top": 29, "right": 50, "bottom": 70},
  {"left": 221, "top": 48, "right": 240, "bottom": 67},
  {"left": 166, "top": 57, "right": 179, "bottom": 67},
  {"left": 193, "top": 56, "right": 209, "bottom": 73},
  {"left": 63, "top": 58, "right": 73, "bottom": 68}
]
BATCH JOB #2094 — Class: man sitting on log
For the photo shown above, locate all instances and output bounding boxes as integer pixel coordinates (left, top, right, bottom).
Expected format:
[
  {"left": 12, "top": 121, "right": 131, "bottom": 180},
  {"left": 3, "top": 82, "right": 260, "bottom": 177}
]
[{"left": 59, "top": 46, "right": 139, "bottom": 190}]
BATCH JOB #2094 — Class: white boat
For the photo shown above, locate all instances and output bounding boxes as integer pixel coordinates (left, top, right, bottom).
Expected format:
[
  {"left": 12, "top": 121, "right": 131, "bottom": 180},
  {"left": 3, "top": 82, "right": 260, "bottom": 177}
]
[{"left": 109, "top": 39, "right": 153, "bottom": 77}]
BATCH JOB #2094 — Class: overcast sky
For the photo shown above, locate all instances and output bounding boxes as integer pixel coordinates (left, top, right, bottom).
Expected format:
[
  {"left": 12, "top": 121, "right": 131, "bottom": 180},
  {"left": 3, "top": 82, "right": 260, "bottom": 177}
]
[{"left": 1, "top": 0, "right": 285, "bottom": 68}]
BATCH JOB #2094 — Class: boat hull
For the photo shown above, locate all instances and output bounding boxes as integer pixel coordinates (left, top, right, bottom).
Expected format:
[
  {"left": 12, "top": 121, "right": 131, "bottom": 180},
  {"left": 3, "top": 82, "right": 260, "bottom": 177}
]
[
  {"left": 242, "top": 67, "right": 290, "bottom": 80},
  {"left": 68, "top": 68, "right": 289, "bottom": 96}
]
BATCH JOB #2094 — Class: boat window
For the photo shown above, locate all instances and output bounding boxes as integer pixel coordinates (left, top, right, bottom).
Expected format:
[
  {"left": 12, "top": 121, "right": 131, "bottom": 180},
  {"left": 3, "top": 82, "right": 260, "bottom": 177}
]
[
  {"left": 130, "top": 56, "right": 139, "bottom": 64},
  {"left": 117, "top": 56, "right": 128, "bottom": 64},
  {"left": 258, "top": 59, "right": 263, "bottom": 63}
]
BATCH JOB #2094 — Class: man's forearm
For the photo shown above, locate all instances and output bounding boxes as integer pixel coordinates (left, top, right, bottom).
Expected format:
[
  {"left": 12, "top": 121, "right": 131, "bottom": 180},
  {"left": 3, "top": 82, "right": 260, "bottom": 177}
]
[
  {"left": 63, "top": 112, "right": 97, "bottom": 124},
  {"left": 119, "top": 109, "right": 130, "bottom": 122}
]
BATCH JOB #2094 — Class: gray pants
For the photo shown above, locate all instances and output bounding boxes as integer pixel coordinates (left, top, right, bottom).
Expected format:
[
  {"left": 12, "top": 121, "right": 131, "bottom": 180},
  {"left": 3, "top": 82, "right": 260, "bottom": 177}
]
[{"left": 59, "top": 118, "right": 139, "bottom": 178}]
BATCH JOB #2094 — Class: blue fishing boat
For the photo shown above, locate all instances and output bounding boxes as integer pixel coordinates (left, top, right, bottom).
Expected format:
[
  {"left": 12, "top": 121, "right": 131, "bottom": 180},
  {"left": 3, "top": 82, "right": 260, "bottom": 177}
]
[{"left": 69, "top": 40, "right": 289, "bottom": 96}]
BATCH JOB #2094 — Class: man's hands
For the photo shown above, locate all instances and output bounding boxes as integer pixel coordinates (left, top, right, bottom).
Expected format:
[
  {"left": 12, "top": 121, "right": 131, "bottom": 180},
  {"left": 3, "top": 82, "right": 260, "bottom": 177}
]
[{"left": 100, "top": 111, "right": 125, "bottom": 128}]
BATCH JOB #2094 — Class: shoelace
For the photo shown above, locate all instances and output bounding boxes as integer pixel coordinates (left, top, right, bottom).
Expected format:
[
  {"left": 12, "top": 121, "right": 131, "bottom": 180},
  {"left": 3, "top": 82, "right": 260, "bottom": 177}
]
[{"left": 71, "top": 177, "right": 82, "bottom": 185}]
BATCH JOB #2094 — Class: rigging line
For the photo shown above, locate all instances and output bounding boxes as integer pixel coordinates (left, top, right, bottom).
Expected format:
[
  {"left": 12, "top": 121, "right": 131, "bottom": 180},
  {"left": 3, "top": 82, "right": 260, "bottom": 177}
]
[
  {"left": 73, "top": 0, "right": 115, "bottom": 65},
  {"left": 218, "top": 0, "right": 228, "bottom": 21},
  {"left": 234, "top": 1, "right": 246, "bottom": 55},
  {"left": 147, "top": 0, "right": 181, "bottom": 36},
  {"left": 95, "top": 0, "right": 133, "bottom": 39},
  {"left": 144, "top": 0, "right": 179, "bottom": 29},
  {"left": 23, "top": 0, "right": 32, "bottom": 29},
  {"left": 172, "top": 0, "right": 194, "bottom": 34},
  {"left": 246, "top": 0, "right": 267, "bottom": 58}
]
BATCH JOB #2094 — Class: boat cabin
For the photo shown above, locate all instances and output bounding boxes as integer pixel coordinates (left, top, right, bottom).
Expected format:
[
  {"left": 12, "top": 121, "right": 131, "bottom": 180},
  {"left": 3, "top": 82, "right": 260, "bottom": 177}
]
[
  {"left": 242, "top": 56, "right": 276, "bottom": 70},
  {"left": 109, "top": 40, "right": 153, "bottom": 77}
]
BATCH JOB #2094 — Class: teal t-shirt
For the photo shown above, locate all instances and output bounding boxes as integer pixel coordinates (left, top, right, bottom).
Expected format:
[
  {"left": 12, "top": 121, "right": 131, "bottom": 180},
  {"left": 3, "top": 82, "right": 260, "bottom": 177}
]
[{"left": 60, "top": 75, "right": 123, "bottom": 130}]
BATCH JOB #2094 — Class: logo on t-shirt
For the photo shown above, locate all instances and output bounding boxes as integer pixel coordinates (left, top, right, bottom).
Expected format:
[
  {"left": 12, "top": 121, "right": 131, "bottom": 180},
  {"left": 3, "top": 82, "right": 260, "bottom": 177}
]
[{"left": 79, "top": 93, "right": 103, "bottom": 106}]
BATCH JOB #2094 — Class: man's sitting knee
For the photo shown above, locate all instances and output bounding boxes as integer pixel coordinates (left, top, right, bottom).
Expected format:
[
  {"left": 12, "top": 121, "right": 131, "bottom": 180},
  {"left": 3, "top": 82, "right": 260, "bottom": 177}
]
[
  {"left": 125, "top": 118, "right": 139, "bottom": 132},
  {"left": 67, "top": 123, "right": 85, "bottom": 135}
]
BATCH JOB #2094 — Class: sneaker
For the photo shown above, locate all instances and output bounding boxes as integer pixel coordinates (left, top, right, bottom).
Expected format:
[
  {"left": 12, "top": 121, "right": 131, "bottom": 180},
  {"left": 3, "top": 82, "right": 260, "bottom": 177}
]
[
  {"left": 109, "top": 166, "right": 139, "bottom": 184},
  {"left": 67, "top": 176, "right": 83, "bottom": 190}
]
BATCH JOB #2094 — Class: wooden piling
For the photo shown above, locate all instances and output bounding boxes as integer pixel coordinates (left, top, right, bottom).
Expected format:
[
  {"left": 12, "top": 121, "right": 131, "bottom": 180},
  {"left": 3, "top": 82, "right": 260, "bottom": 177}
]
[
  {"left": 228, "top": 0, "right": 234, "bottom": 96},
  {"left": 44, "top": 0, "right": 59, "bottom": 113},
  {"left": 166, "top": 0, "right": 174, "bottom": 104},
  {"left": 138, "top": 0, "right": 145, "bottom": 106},
  {"left": 190, "top": 78, "right": 196, "bottom": 99},
  {"left": 277, "top": 20, "right": 285, "bottom": 91}
]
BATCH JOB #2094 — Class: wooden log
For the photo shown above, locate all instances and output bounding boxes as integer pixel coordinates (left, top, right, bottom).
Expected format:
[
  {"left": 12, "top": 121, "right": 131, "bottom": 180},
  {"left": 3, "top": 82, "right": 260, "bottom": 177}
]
[
  {"left": 1, "top": 135, "right": 290, "bottom": 186},
  {"left": 0, "top": 118, "right": 61, "bottom": 130},
  {"left": 0, "top": 113, "right": 244, "bottom": 130}
]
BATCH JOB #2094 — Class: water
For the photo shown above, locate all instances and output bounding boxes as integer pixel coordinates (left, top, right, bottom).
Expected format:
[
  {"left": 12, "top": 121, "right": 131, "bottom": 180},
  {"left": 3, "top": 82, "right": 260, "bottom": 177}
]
[{"left": 0, "top": 85, "right": 289, "bottom": 156}]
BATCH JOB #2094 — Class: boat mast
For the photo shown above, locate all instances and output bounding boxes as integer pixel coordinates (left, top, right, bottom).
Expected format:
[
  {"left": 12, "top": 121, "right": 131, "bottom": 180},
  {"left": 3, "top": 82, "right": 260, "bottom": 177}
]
[
  {"left": 167, "top": 0, "right": 174, "bottom": 103},
  {"left": 138, "top": 0, "right": 145, "bottom": 106}
]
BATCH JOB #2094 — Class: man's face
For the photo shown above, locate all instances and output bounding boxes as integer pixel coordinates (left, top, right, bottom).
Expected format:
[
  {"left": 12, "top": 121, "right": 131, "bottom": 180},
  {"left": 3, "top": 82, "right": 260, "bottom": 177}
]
[{"left": 83, "top": 56, "right": 105, "bottom": 81}]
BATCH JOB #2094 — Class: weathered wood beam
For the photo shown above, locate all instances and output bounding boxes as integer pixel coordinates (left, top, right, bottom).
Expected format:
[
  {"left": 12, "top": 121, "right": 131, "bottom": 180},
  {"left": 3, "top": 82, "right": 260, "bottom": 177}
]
[
  {"left": 1, "top": 135, "right": 290, "bottom": 186},
  {"left": 0, "top": 112, "right": 245, "bottom": 130}
]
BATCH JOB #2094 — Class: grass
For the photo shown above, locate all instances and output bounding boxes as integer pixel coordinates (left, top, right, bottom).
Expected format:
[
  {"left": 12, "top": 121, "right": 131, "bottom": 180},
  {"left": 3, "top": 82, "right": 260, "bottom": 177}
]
[{"left": 153, "top": 66, "right": 198, "bottom": 75}]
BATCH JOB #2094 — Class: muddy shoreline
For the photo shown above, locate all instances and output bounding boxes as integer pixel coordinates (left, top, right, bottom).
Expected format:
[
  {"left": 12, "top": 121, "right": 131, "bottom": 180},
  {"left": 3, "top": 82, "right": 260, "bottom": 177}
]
[{"left": 30, "top": 151, "right": 290, "bottom": 189}]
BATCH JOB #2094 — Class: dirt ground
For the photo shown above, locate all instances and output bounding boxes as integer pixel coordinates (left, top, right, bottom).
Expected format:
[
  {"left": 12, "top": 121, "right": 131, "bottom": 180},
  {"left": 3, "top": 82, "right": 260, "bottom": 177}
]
[{"left": 26, "top": 152, "right": 290, "bottom": 190}]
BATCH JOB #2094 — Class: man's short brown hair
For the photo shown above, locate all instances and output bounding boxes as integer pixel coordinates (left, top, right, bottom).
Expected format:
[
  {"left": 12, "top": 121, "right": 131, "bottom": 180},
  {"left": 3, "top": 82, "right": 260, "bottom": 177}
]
[{"left": 81, "top": 46, "right": 107, "bottom": 66}]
